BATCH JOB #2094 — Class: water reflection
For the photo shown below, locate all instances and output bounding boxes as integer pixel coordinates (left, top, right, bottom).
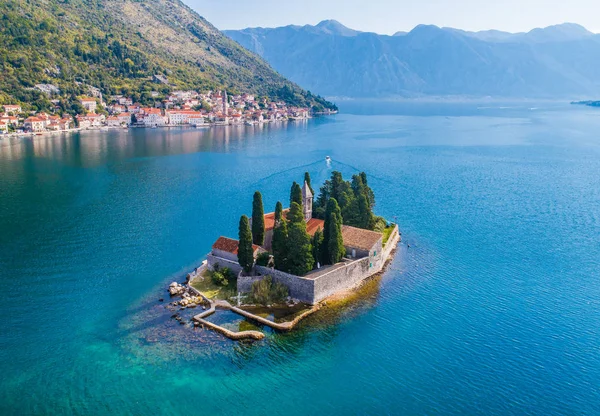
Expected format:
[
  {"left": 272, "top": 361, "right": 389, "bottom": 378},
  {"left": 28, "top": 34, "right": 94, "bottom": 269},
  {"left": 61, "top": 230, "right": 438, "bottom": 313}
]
[{"left": 0, "top": 121, "right": 311, "bottom": 166}]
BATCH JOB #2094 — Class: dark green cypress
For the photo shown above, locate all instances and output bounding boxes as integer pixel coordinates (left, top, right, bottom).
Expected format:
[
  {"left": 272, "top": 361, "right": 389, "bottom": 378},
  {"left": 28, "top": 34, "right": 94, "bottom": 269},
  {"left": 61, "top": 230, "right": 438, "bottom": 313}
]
[
  {"left": 251, "top": 191, "right": 265, "bottom": 246},
  {"left": 290, "top": 181, "right": 302, "bottom": 206},
  {"left": 287, "top": 217, "right": 314, "bottom": 276},
  {"left": 304, "top": 171, "right": 314, "bottom": 194},
  {"left": 237, "top": 215, "right": 254, "bottom": 274},
  {"left": 311, "top": 227, "right": 324, "bottom": 267},
  {"left": 274, "top": 201, "right": 283, "bottom": 224},
  {"left": 322, "top": 197, "right": 344, "bottom": 264},
  {"left": 272, "top": 215, "right": 289, "bottom": 271},
  {"left": 287, "top": 201, "right": 304, "bottom": 224}
]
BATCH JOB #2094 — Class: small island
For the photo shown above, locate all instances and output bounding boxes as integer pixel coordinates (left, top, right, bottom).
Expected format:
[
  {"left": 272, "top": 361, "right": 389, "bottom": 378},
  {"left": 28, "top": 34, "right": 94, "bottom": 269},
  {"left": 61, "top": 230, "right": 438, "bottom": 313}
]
[{"left": 169, "top": 170, "right": 400, "bottom": 340}]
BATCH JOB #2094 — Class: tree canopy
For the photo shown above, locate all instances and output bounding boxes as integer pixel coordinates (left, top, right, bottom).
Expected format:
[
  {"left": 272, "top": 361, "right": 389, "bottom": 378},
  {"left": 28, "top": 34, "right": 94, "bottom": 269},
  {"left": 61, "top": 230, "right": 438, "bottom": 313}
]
[
  {"left": 290, "top": 181, "right": 302, "bottom": 207},
  {"left": 315, "top": 171, "right": 379, "bottom": 231},
  {"left": 237, "top": 215, "right": 254, "bottom": 274},
  {"left": 323, "top": 198, "right": 345, "bottom": 265},
  {"left": 251, "top": 191, "right": 265, "bottom": 246}
]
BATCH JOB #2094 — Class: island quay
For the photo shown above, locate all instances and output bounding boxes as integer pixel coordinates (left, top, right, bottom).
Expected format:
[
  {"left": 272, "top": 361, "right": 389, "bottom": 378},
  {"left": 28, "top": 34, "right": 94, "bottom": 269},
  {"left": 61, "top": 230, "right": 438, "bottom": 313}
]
[{"left": 168, "top": 170, "right": 400, "bottom": 340}]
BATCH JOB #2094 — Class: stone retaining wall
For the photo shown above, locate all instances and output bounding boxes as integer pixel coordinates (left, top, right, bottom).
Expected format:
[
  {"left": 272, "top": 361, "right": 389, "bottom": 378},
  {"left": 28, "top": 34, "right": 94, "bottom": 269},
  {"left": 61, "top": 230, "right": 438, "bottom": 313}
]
[
  {"left": 233, "top": 224, "right": 401, "bottom": 305},
  {"left": 207, "top": 254, "right": 243, "bottom": 275},
  {"left": 382, "top": 225, "right": 400, "bottom": 260},
  {"left": 312, "top": 257, "right": 371, "bottom": 303},
  {"left": 254, "top": 265, "right": 315, "bottom": 304}
]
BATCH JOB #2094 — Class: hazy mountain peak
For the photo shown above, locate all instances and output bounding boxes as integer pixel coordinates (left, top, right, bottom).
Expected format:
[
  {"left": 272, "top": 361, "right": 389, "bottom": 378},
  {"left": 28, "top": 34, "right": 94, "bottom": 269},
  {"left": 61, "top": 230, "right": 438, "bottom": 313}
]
[
  {"left": 312, "top": 19, "right": 361, "bottom": 36},
  {"left": 525, "top": 22, "right": 593, "bottom": 42}
]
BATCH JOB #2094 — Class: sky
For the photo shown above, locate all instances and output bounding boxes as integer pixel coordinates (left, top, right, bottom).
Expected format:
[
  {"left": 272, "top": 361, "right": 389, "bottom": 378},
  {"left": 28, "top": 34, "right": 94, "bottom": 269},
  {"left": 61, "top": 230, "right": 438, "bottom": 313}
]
[{"left": 187, "top": 0, "right": 599, "bottom": 34}]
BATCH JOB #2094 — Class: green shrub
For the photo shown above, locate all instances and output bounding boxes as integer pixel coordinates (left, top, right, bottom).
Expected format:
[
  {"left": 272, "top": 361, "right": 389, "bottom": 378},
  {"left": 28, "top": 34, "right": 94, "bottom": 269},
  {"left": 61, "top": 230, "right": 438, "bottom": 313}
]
[
  {"left": 211, "top": 271, "right": 228, "bottom": 287},
  {"left": 255, "top": 252, "right": 271, "bottom": 267},
  {"left": 249, "top": 275, "right": 289, "bottom": 306}
]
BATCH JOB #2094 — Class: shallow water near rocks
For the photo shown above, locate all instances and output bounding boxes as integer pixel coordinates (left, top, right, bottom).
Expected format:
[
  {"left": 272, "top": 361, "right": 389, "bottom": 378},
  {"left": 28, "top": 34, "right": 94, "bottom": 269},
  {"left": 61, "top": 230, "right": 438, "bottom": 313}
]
[{"left": 2, "top": 101, "right": 600, "bottom": 414}]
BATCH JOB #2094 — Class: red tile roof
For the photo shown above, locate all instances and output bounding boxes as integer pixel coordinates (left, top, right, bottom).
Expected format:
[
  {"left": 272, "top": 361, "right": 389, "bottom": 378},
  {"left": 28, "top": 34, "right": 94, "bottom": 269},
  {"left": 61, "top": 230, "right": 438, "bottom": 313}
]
[
  {"left": 212, "top": 236, "right": 262, "bottom": 255},
  {"left": 341, "top": 226, "right": 383, "bottom": 251},
  {"left": 264, "top": 210, "right": 324, "bottom": 236},
  {"left": 306, "top": 218, "right": 324, "bottom": 236}
]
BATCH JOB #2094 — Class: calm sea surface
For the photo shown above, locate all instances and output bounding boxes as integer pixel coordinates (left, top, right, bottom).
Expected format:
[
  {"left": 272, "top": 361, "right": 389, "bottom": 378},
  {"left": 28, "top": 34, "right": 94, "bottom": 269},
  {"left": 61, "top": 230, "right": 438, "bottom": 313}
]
[{"left": 1, "top": 102, "right": 600, "bottom": 415}]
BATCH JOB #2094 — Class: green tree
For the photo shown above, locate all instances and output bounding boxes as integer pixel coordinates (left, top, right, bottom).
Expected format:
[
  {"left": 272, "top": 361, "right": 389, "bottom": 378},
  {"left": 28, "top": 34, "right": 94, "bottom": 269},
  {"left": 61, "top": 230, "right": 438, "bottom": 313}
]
[
  {"left": 290, "top": 181, "right": 302, "bottom": 207},
  {"left": 251, "top": 191, "right": 265, "bottom": 246},
  {"left": 274, "top": 201, "right": 283, "bottom": 224},
  {"left": 272, "top": 215, "right": 289, "bottom": 271},
  {"left": 323, "top": 198, "right": 345, "bottom": 265},
  {"left": 327, "top": 211, "right": 345, "bottom": 265},
  {"left": 237, "top": 215, "right": 254, "bottom": 274},
  {"left": 330, "top": 171, "right": 345, "bottom": 202},
  {"left": 360, "top": 172, "right": 375, "bottom": 208},
  {"left": 287, "top": 201, "right": 304, "bottom": 224},
  {"left": 304, "top": 171, "right": 314, "bottom": 194},
  {"left": 287, "top": 218, "right": 314, "bottom": 276},
  {"left": 311, "top": 227, "right": 324, "bottom": 267},
  {"left": 357, "top": 193, "right": 372, "bottom": 229}
]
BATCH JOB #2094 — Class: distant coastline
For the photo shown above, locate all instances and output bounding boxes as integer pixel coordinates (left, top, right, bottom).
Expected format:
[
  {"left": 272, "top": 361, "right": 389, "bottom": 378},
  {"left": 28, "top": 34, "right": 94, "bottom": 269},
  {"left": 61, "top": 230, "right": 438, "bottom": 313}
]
[{"left": 571, "top": 100, "right": 600, "bottom": 107}]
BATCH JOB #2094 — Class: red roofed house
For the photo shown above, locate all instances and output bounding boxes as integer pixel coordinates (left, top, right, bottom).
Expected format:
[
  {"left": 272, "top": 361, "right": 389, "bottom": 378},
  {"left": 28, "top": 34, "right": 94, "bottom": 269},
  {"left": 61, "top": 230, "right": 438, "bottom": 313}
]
[
  {"left": 23, "top": 117, "right": 45, "bottom": 132},
  {"left": 3, "top": 105, "right": 22, "bottom": 115},
  {"left": 209, "top": 236, "right": 266, "bottom": 273}
]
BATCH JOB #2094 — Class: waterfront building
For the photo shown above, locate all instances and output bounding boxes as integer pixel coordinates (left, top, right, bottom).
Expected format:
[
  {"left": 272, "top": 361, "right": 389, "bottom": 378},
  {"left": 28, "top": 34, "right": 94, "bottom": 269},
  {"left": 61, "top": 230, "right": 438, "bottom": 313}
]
[
  {"left": 80, "top": 98, "right": 97, "bottom": 113},
  {"left": 3, "top": 105, "right": 22, "bottom": 115}
]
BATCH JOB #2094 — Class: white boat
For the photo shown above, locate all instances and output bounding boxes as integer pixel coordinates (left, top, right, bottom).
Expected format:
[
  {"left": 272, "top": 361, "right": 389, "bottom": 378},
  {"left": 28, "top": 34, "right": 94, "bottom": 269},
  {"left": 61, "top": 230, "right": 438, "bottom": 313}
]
[{"left": 325, "top": 156, "right": 331, "bottom": 162}]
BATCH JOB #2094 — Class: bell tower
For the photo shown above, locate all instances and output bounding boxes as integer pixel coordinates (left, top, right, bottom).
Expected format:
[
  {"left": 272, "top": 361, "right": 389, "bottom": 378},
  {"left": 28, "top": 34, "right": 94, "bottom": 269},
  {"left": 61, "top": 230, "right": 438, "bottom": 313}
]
[{"left": 302, "top": 181, "right": 313, "bottom": 222}]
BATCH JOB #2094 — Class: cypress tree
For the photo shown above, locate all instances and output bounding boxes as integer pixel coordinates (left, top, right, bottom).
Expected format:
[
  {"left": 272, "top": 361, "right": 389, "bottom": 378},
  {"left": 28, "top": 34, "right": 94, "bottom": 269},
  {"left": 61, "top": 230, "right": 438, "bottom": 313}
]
[
  {"left": 357, "top": 193, "right": 372, "bottom": 229},
  {"left": 274, "top": 201, "right": 283, "bottom": 224},
  {"left": 323, "top": 198, "right": 344, "bottom": 264},
  {"left": 287, "top": 201, "right": 304, "bottom": 224},
  {"left": 287, "top": 217, "right": 314, "bottom": 276},
  {"left": 360, "top": 171, "right": 375, "bottom": 208},
  {"left": 330, "top": 171, "right": 344, "bottom": 202},
  {"left": 304, "top": 171, "right": 314, "bottom": 194},
  {"left": 290, "top": 181, "right": 302, "bottom": 206},
  {"left": 237, "top": 215, "right": 254, "bottom": 274},
  {"left": 327, "top": 211, "right": 345, "bottom": 264},
  {"left": 272, "top": 216, "right": 288, "bottom": 271},
  {"left": 251, "top": 191, "right": 265, "bottom": 246},
  {"left": 311, "top": 227, "right": 324, "bottom": 267}
]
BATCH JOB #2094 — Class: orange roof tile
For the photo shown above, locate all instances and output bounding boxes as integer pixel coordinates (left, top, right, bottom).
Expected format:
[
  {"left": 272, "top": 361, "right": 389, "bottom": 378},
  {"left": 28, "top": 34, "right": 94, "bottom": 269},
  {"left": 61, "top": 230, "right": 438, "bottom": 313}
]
[
  {"left": 264, "top": 210, "right": 324, "bottom": 237},
  {"left": 212, "top": 236, "right": 262, "bottom": 255},
  {"left": 306, "top": 218, "right": 325, "bottom": 236},
  {"left": 341, "top": 226, "right": 383, "bottom": 251}
]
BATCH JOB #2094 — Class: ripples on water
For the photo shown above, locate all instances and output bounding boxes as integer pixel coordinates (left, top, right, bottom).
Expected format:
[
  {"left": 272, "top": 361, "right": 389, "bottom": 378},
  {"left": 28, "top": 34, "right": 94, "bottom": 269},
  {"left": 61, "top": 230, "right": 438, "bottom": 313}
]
[{"left": 1, "top": 103, "right": 600, "bottom": 415}]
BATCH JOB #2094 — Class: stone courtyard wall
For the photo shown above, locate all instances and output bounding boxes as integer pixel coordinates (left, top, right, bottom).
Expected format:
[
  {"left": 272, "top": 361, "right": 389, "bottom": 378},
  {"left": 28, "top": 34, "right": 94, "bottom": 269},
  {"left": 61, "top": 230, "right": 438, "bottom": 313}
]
[
  {"left": 231, "top": 226, "right": 401, "bottom": 305},
  {"left": 207, "top": 254, "right": 243, "bottom": 275},
  {"left": 253, "top": 265, "right": 315, "bottom": 304}
]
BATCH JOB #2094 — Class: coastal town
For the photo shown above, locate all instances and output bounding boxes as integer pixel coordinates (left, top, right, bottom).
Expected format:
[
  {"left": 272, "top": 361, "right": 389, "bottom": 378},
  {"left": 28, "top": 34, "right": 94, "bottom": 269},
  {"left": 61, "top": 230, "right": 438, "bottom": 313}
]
[{"left": 0, "top": 89, "right": 329, "bottom": 136}]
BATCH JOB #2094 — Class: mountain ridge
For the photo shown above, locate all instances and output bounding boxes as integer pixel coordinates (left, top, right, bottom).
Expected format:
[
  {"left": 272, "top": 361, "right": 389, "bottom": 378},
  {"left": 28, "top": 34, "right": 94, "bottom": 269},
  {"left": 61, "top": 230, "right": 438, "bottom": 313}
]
[{"left": 225, "top": 21, "right": 600, "bottom": 99}]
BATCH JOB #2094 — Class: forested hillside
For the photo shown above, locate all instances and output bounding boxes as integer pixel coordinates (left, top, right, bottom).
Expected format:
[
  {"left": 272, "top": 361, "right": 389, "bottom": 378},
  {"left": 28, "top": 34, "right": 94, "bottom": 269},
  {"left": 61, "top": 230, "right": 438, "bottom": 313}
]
[{"left": 0, "top": 0, "right": 335, "bottom": 112}]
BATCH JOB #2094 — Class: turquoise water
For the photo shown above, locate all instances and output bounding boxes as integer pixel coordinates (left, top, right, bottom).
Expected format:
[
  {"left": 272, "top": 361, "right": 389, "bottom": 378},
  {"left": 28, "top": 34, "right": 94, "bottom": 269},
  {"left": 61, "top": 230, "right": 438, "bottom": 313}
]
[{"left": 1, "top": 103, "right": 600, "bottom": 415}]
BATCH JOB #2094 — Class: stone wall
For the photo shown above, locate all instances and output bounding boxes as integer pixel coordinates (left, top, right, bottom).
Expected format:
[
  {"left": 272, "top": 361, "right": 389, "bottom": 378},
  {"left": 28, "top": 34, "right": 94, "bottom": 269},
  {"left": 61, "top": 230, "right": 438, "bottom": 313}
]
[
  {"left": 231, "top": 225, "right": 401, "bottom": 305},
  {"left": 207, "top": 254, "right": 243, "bottom": 275},
  {"left": 237, "top": 274, "right": 264, "bottom": 293},
  {"left": 312, "top": 257, "right": 371, "bottom": 303},
  {"left": 253, "top": 265, "right": 316, "bottom": 304},
  {"left": 382, "top": 225, "right": 400, "bottom": 260}
]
